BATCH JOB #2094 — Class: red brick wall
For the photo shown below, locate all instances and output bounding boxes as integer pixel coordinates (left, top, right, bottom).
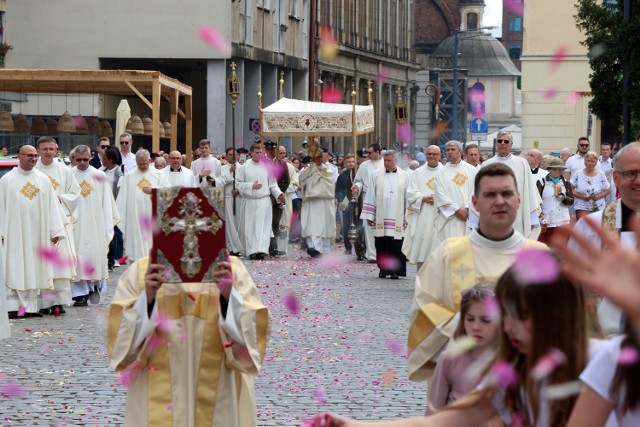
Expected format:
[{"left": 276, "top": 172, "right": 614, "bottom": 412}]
[{"left": 415, "top": 0, "right": 460, "bottom": 55}]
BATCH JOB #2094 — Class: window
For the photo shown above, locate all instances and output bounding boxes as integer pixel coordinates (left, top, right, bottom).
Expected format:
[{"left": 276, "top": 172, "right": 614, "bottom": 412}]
[
  {"left": 509, "top": 45, "right": 521, "bottom": 60},
  {"left": 467, "top": 12, "right": 478, "bottom": 30},
  {"left": 509, "top": 17, "right": 522, "bottom": 32}
]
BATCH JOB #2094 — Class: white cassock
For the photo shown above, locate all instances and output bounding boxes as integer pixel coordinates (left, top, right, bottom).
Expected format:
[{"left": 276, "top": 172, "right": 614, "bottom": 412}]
[
  {"left": 407, "top": 229, "right": 546, "bottom": 381},
  {"left": 402, "top": 163, "right": 444, "bottom": 265},
  {"left": 191, "top": 154, "right": 222, "bottom": 186},
  {"left": 212, "top": 163, "right": 244, "bottom": 255},
  {"left": 300, "top": 162, "right": 336, "bottom": 253},
  {"left": 277, "top": 162, "right": 300, "bottom": 254},
  {"left": 433, "top": 161, "right": 477, "bottom": 240},
  {"left": 469, "top": 155, "right": 541, "bottom": 239},
  {"left": 116, "top": 168, "right": 162, "bottom": 262},
  {"left": 236, "top": 160, "right": 282, "bottom": 256},
  {"left": 71, "top": 166, "right": 120, "bottom": 297},
  {"left": 353, "top": 158, "right": 384, "bottom": 260},
  {"left": 159, "top": 166, "right": 197, "bottom": 188},
  {"left": 0, "top": 167, "right": 67, "bottom": 314},
  {"left": 531, "top": 167, "right": 548, "bottom": 189},
  {"left": 35, "top": 159, "right": 80, "bottom": 307}
]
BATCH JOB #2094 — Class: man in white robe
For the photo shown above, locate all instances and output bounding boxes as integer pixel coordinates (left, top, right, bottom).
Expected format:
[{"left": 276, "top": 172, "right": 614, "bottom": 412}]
[
  {"left": 70, "top": 145, "right": 120, "bottom": 306},
  {"left": 351, "top": 143, "right": 384, "bottom": 262},
  {"left": 433, "top": 140, "right": 477, "bottom": 240},
  {"left": 191, "top": 139, "right": 222, "bottom": 187},
  {"left": 300, "top": 152, "right": 336, "bottom": 258},
  {"left": 35, "top": 136, "right": 80, "bottom": 314},
  {"left": 471, "top": 131, "right": 542, "bottom": 239},
  {"left": 361, "top": 151, "right": 409, "bottom": 278},
  {"left": 107, "top": 255, "right": 270, "bottom": 427},
  {"left": 276, "top": 145, "right": 299, "bottom": 255},
  {"left": 402, "top": 145, "right": 444, "bottom": 271},
  {"left": 408, "top": 163, "right": 546, "bottom": 381},
  {"left": 235, "top": 144, "right": 284, "bottom": 260},
  {"left": 1, "top": 145, "right": 67, "bottom": 317},
  {"left": 116, "top": 149, "right": 162, "bottom": 262},
  {"left": 160, "top": 150, "right": 197, "bottom": 188},
  {"left": 570, "top": 142, "right": 640, "bottom": 337}
]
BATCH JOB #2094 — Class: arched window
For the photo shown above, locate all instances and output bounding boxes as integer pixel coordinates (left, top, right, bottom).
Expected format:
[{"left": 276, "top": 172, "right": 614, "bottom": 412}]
[{"left": 467, "top": 12, "right": 478, "bottom": 30}]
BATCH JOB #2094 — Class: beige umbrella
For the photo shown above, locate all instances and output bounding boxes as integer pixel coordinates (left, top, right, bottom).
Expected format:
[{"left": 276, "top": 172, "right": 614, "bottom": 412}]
[{"left": 115, "top": 99, "right": 131, "bottom": 147}]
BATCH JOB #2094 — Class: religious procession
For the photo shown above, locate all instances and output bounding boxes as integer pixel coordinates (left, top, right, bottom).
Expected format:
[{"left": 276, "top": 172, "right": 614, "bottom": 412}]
[{"left": 1, "top": 0, "right": 640, "bottom": 425}]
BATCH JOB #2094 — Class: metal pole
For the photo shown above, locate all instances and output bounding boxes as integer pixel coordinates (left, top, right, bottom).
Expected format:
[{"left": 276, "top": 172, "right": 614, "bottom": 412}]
[
  {"left": 452, "top": 30, "right": 459, "bottom": 142},
  {"left": 231, "top": 102, "right": 236, "bottom": 215}
]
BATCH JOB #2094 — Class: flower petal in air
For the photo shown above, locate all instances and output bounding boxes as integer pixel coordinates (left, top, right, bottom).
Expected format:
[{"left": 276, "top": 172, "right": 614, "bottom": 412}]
[
  {"left": 197, "top": 25, "right": 232, "bottom": 55},
  {"left": 283, "top": 291, "right": 302, "bottom": 315},
  {"left": 512, "top": 248, "right": 559, "bottom": 285},
  {"left": 531, "top": 348, "right": 566, "bottom": 381}
]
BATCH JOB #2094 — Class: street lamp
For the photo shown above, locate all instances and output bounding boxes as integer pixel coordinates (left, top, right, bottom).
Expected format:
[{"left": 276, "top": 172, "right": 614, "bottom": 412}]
[
  {"left": 425, "top": 83, "right": 441, "bottom": 146},
  {"left": 451, "top": 27, "right": 496, "bottom": 143},
  {"left": 394, "top": 86, "right": 408, "bottom": 154},
  {"left": 227, "top": 62, "right": 240, "bottom": 214}
]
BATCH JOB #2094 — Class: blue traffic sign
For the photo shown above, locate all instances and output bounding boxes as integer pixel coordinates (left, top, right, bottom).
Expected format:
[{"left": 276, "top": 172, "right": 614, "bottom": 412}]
[{"left": 470, "top": 117, "right": 488, "bottom": 133}]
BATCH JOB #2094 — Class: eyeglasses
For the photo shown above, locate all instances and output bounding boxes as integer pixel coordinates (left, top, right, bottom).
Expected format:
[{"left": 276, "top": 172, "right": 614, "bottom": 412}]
[
  {"left": 120, "top": 141, "right": 130, "bottom": 145},
  {"left": 461, "top": 288, "right": 495, "bottom": 301},
  {"left": 579, "top": 144, "right": 590, "bottom": 147},
  {"left": 496, "top": 139, "right": 511, "bottom": 144},
  {"left": 100, "top": 145, "right": 110, "bottom": 149},
  {"left": 615, "top": 169, "right": 640, "bottom": 181},
  {"left": 76, "top": 158, "right": 90, "bottom": 162},
  {"left": 21, "top": 154, "right": 39, "bottom": 158}
]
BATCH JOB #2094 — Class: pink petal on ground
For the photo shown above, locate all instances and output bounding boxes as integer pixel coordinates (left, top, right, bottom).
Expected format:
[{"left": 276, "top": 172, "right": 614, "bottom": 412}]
[
  {"left": 543, "top": 87, "right": 559, "bottom": 99},
  {"left": 549, "top": 46, "right": 568, "bottom": 72},
  {"left": 358, "top": 330, "right": 374, "bottom": 344},
  {"left": 375, "top": 67, "right": 390, "bottom": 84},
  {"left": 377, "top": 254, "right": 400, "bottom": 272},
  {"left": 489, "top": 360, "right": 518, "bottom": 388},
  {"left": 0, "top": 382, "right": 27, "bottom": 398},
  {"left": 381, "top": 368, "right": 396, "bottom": 387},
  {"left": 283, "top": 291, "right": 302, "bottom": 315},
  {"left": 504, "top": 0, "right": 524, "bottom": 16},
  {"left": 512, "top": 248, "right": 559, "bottom": 285},
  {"left": 197, "top": 25, "right": 232, "bottom": 55},
  {"left": 396, "top": 122, "right": 413, "bottom": 144},
  {"left": 312, "top": 386, "right": 327, "bottom": 405},
  {"left": 321, "top": 86, "right": 343, "bottom": 103},
  {"left": 385, "top": 338, "right": 407, "bottom": 357},
  {"left": 531, "top": 348, "right": 566, "bottom": 381},
  {"left": 17, "top": 306, "right": 26, "bottom": 317},
  {"left": 317, "top": 253, "right": 347, "bottom": 269},
  {"left": 618, "top": 346, "right": 640, "bottom": 366}
]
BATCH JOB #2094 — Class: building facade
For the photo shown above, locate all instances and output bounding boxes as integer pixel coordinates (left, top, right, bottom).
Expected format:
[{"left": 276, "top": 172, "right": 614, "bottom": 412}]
[{"left": 500, "top": 0, "right": 524, "bottom": 71}]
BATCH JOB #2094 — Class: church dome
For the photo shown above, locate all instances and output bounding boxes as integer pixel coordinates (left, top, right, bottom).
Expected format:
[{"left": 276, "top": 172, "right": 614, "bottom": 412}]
[{"left": 433, "top": 32, "right": 520, "bottom": 77}]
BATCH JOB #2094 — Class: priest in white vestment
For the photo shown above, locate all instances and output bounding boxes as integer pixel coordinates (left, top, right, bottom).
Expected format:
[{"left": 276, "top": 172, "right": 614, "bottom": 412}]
[
  {"left": 235, "top": 144, "right": 284, "bottom": 260},
  {"left": 116, "top": 150, "right": 162, "bottom": 262},
  {"left": 433, "top": 141, "right": 478, "bottom": 241},
  {"left": 70, "top": 146, "right": 120, "bottom": 306},
  {"left": 160, "top": 150, "right": 197, "bottom": 188},
  {"left": 361, "top": 151, "right": 409, "bottom": 278},
  {"left": 35, "top": 137, "right": 80, "bottom": 313},
  {"left": 210, "top": 148, "right": 244, "bottom": 257},
  {"left": 408, "top": 163, "right": 546, "bottom": 382},
  {"left": 471, "top": 131, "right": 542, "bottom": 239},
  {"left": 299, "top": 153, "right": 336, "bottom": 257},
  {"left": 351, "top": 143, "right": 384, "bottom": 262},
  {"left": 107, "top": 255, "right": 270, "bottom": 427},
  {"left": 0, "top": 145, "right": 67, "bottom": 316},
  {"left": 191, "top": 139, "right": 222, "bottom": 187},
  {"left": 402, "top": 145, "right": 443, "bottom": 270}
]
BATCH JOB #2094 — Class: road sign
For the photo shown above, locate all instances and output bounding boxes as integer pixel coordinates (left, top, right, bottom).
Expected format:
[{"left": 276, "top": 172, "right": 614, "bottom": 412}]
[
  {"left": 470, "top": 117, "right": 488, "bottom": 133},
  {"left": 471, "top": 133, "right": 488, "bottom": 141}
]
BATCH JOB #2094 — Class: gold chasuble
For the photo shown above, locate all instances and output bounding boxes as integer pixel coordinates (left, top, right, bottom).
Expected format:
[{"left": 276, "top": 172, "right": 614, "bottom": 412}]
[
  {"left": 107, "top": 257, "right": 270, "bottom": 427},
  {"left": 407, "top": 230, "right": 546, "bottom": 382}
]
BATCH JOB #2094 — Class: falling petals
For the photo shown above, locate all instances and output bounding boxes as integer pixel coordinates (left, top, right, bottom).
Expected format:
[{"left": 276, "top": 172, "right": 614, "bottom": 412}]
[
  {"left": 17, "top": 306, "right": 26, "bottom": 317},
  {"left": 217, "top": 274, "right": 233, "bottom": 294},
  {"left": 549, "top": 46, "right": 568, "bottom": 72},
  {"left": 321, "top": 86, "right": 343, "bottom": 103},
  {"left": 504, "top": 0, "right": 524, "bottom": 16},
  {"left": 543, "top": 87, "right": 559, "bottom": 99},
  {"left": 151, "top": 312, "right": 175, "bottom": 334},
  {"left": 375, "top": 67, "right": 390, "bottom": 84},
  {"left": 512, "top": 248, "right": 559, "bottom": 285},
  {"left": 283, "top": 291, "right": 302, "bottom": 315},
  {"left": 531, "top": 348, "right": 566, "bottom": 381},
  {"left": 618, "top": 346, "right": 640, "bottom": 366},
  {"left": 396, "top": 122, "right": 413, "bottom": 144},
  {"left": 117, "top": 362, "right": 142, "bottom": 388},
  {"left": 118, "top": 256, "right": 129, "bottom": 265},
  {"left": 312, "top": 386, "right": 327, "bottom": 405},
  {"left": 139, "top": 214, "right": 158, "bottom": 241},
  {"left": 446, "top": 336, "right": 476, "bottom": 358},
  {"left": 197, "top": 25, "right": 232, "bottom": 55},
  {"left": 489, "top": 360, "right": 518, "bottom": 388},
  {"left": 566, "top": 91, "right": 580, "bottom": 107},
  {"left": 377, "top": 254, "right": 400, "bottom": 273},
  {"left": 0, "top": 382, "right": 27, "bottom": 398},
  {"left": 319, "top": 26, "right": 339, "bottom": 59},
  {"left": 385, "top": 338, "right": 407, "bottom": 357},
  {"left": 483, "top": 296, "right": 501, "bottom": 322}
]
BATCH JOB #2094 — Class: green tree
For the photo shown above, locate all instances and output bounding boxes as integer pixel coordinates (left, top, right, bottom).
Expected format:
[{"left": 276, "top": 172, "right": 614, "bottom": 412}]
[{"left": 575, "top": 0, "right": 640, "bottom": 136}]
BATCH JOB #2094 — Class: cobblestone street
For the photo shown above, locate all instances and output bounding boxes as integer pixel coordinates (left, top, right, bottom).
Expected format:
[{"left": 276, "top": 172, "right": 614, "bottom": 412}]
[{"left": 0, "top": 244, "right": 426, "bottom": 426}]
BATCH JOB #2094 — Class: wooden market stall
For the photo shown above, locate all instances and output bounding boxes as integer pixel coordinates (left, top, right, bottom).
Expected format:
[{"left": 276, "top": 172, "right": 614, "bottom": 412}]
[{"left": 0, "top": 69, "right": 193, "bottom": 162}]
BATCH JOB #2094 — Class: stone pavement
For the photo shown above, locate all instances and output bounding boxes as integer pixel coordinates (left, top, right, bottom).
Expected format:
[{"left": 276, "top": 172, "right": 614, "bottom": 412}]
[{"left": 0, "top": 244, "right": 427, "bottom": 426}]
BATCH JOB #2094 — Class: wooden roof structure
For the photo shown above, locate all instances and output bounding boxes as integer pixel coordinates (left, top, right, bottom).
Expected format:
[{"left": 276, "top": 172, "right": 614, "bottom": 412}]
[{"left": 0, "top": 69, "right": 193, "bottom": 159}]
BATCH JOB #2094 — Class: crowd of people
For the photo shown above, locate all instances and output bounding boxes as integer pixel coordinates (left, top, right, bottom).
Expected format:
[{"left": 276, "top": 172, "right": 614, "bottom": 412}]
[{"left": 0, "top": 130, "right": 638, "bottom": 427}]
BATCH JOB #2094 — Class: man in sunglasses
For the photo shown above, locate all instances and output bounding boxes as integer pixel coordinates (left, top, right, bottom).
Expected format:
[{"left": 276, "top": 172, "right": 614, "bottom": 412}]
[
  {"left": 564, "top": 136, "right": 592, "bottom": 181},
  {"left": 469, "top": 130, "right": 542, "bottom": 239},
  {"left": 90, "top": 137, "right": 111, "bottom": 169},
  {"left": 119, "top": 133, "right": 137, "bottom": 172}
]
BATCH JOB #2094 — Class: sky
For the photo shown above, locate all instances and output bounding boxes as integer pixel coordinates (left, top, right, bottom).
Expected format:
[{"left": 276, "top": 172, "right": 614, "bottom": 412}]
[{"left": 483, "top": 0, "right": 503, "bottom": 38}]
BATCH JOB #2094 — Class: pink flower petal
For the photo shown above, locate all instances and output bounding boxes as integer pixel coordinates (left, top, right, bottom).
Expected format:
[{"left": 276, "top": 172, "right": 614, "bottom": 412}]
[
  {"left": 483, "top": 296, "right": 501, "bottom": 322},
  {"left": 147, "top": 333, "right": 165, "bottom": 350},
  {"left": 312, "top": 386, "right": 327, "bottom": 405},
  {"left": 512, "top": 248, "right": 559, "bottom": 285},
  {"left": 117, "top": 362, "right": 142, "bottom": 388},
  {"left": 319, "top": 25, "right": 339, "bottom": 58},
  {"left": 381, "top": 368, "right": 396, "bottom": 387},
  {"left": 549, "top": 46, "right": 568, "bottom": 72},
  {"left": 0, "top": 381, "right": 27, "bottom": 398},
  {"left": 504, "top": 0, "right": 524, "bottom": 16},
  {"left": 17, "top": 306, "right": 26, "bottom": 317},
  {"left": 531, "top": 348, "right": 566, "bottom": 381},
  {"left": 118, "top": 256, "right": 129, "bottom": 265},
  {"left": 566, "top": 91, "right": 580, "bottom": 107},
  {"left": 375, "top": 67, "right": 390, "bottom": 84},
  {"left": 217, "top": 274, "right": 233, "bottom": 293},
  {"left": 618, "top": 346, "right": 640, "bottom": 366},
  {"left": 385, "top": 338, "right": 407, "bottom": 357},
  {"left": 377, "top": 254, "right": 400, "bottom": 272},
  {"left": 283, "top": 291, "right": 302, "bottom": 315},
  {"left": 489, "top": 360, "right": 518, "bottom": 388},
  {"left": 321, "top": 86, "right": 343, "bottom": 103},
  {"left": 197, "top": 25, "right": 232, "bottom": 55},
  {"left": 152, "top": 311, "right": 175, "bottom": 334},
  {"left": 543, "top": 87, "right": 559, "bottom": 99},
  {"left": 396, "top": 122, "right": 413, "bottom": 144},
  {"left": 139, "top": 213, "right": 159, "bottom": 241}
]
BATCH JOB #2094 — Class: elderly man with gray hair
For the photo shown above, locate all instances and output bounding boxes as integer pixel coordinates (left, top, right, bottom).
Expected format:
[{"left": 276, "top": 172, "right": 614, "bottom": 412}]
[
  {"left": 115, "top": 149, "right": 162, "bottom": 261},
  {"left": 433, "top": 140, "right": 478, "bottom": 240}
]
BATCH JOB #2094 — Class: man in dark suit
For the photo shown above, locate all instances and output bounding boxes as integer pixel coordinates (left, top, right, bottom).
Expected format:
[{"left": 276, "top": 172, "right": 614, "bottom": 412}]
[{"left": 90, "top": 137, "right": 111, "bottom": 169}]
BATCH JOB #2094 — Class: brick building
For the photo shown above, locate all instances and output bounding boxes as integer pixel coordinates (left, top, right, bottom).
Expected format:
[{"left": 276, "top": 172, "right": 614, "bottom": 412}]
[{"left": 501, "top": 0, "right": 524, "bottom": 71}]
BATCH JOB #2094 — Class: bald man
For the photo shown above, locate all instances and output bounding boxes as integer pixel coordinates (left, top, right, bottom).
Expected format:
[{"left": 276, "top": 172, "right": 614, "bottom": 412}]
[
  {"left": 159, "top": 150, "right": 197, "bottom": 187},
  {"left": 526, "top": 149, "right": 548, "bottom": 187}
]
